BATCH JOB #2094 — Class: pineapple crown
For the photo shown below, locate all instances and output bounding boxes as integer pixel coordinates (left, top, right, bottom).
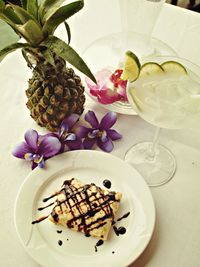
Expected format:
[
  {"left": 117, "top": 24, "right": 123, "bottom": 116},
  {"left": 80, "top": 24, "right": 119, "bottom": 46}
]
[{"left": 0, "top": 0, "right": 96, "bottom": 83}]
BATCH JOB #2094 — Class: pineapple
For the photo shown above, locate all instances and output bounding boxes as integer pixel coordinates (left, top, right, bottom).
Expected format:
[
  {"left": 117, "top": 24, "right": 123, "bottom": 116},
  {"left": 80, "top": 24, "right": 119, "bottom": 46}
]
[{"left": 0, "top": 0, "right": 96, "bottom": 131}]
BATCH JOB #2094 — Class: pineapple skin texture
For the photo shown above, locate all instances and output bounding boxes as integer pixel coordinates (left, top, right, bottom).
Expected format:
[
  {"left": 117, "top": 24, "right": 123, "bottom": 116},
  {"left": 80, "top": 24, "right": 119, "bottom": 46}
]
[{"left": 26, "top": 58, "right": 85, "bottom": 132}]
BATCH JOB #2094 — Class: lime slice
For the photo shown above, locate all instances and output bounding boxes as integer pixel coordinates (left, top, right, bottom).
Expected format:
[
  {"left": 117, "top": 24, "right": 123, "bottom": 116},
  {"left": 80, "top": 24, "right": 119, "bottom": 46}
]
[
  {"left": 121, "top": 50, "right": 141, "bottom": 81},
  {"left": 161, "top": 61, "right": 187, "bottom": 74},
  {"left": 140, "top": 62, "right": 164, "bottom": 77}
]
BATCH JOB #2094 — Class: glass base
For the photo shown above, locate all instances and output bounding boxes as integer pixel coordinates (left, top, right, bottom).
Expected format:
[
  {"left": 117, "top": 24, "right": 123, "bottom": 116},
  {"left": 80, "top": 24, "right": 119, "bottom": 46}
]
[{"left": 124, "top": 142, "right": 176, "bottom": 187}]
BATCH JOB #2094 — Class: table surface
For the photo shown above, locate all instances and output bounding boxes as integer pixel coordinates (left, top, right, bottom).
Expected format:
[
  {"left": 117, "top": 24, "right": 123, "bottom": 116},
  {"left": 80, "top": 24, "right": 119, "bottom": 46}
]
[{"left": 1, "top": 2, "right": 200, "bottom": 267}]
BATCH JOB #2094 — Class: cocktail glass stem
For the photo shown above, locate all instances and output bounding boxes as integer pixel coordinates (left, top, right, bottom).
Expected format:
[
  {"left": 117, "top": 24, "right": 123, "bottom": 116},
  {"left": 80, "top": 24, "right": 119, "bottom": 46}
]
[
  {"left": 124, "top": 126, "right": 176, "bottom": 187},
  {"left": 146, "top": 127, "right": 161, "bottom": 161}
]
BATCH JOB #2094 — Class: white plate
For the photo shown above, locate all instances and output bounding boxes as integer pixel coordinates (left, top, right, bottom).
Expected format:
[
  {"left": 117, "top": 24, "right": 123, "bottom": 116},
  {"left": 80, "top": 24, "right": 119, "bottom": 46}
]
[{"left": 14, "top": 150, "right": 155, "bottom": 267}]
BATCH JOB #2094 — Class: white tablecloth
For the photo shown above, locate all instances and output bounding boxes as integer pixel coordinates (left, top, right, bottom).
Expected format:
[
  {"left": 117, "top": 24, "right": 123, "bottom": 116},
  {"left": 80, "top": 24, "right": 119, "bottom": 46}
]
[{"left": 1, "top": 2, "right": 200, "bottom": 267}]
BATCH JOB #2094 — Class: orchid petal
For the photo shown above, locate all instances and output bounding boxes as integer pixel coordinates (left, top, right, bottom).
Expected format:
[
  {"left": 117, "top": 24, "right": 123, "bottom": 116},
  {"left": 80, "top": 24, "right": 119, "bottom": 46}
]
[
  {"left": 97, "top": 87, "right": 120, "bottom": 104},
  {"left": 85, "top": 111, "right": 99, "bottom": 128},
  {"left": 76, "top": 126, "right": 90, "bottom": 139},
  {"left": 87, "top": 68, "right": 127, "bottom": 105},
  {"left": 61, "top": 114, "right": 80, "bottom": 132},
  {"left": 24, "top": 153, "right": 34, "bottom": 161},
  {"left": 66, "top": 139, "right": 84, "bottom": 150},
  {"left": 25, "top": 129, "right": 38, "bottom": 151},
  {"left": 88, "top": 129, "right": 99, "bottom": 139},
  {"left": 12, "top": 142, "right": 31, "bottom": 159},
  {"left": 99, "top": 112, "right": 117, "bottom": 130},
  {"left": 118, "top": 79, "right": 128, "bottom": 90},
  {"left": 110, "top": 69, "right": 123, "bottom": 82},
  {"left": 106, "top": 129, "right": 122, "bottom": 140},
  {"left": 110, "top": 69, "right": 127, "bottom": 90},
  {"left": 59, "top": 127, "right": 66, "bottom": 138},
  {"left": 85, "top": 76, "right": 97, "bottom": 90},
  {"left": 38, "top": 158, "right": 45, "bottom": 168},
  {"left": 96, "top": 69, "right": 112, "bottom": 83},
  {"left": 65, "top": 133, "right": 76, "bottom": 141},
  {"left": 85, "top": 69, "right": 111, "bottom": 89},
  {"left": 100, "top": 135, "right": 108, "bottom": 143},
  {"left": 39, "top": 133, "right": 57, "bottom": 142},
  {"left": 59, "top": 144, "right": 65, "bottom": 153},
  {"left": 33, "top": 154, "right": 43, "bottom": 164},
  {"left": 90, "top": 87, "right": 100, "bottom": 97},
  {"left": 38, "top": 136, "right": 61, "bottom": 158},
  {"left": 117, "top": 85, "right": 128, "bottom": 101},
  {"left": 31, "top": 162, "right": 38, "bottom": 170},
  {"left": 97, "top": 138, "right": 114, "bottom": 152},
  {"left": 100, "top": 130, "right": 108, "bottom": 142},
  {"left": 85, "top": 76, "right": 100, "bottom": 93},
  {"left": 83, "top": 137, "right": 96, "bottom": 150}
]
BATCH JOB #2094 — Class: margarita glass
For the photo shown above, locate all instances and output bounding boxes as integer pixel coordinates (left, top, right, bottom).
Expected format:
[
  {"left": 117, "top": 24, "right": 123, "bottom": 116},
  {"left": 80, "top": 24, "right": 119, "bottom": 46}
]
[{"left": 125, "top": 56, "right": 200, "bottom": 186}]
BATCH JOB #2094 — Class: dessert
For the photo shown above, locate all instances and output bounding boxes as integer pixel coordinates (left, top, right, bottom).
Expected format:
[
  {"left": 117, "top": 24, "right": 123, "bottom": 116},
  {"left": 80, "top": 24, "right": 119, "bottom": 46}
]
[{"left": 47, "top": 178, "right": 122, "bottom": 240}]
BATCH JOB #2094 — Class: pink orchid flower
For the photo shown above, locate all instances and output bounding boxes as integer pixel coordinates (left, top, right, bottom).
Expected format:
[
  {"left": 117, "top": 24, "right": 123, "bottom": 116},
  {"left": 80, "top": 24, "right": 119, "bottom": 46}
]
[{"left": 85, "top": 69, "right": 128, "bottom": 104}]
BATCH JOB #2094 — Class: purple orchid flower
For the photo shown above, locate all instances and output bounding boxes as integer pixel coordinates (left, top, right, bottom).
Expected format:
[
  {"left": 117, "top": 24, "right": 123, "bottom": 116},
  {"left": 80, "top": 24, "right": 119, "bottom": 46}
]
[
  {"left": 12, "top": 129, "right": 61, "bottom": 169},
  {"left": 76, "top": 111, "right": 122, "bottom": 152},
  {"left": 46, "top": 114, "right": 83, "bottom": 152}
]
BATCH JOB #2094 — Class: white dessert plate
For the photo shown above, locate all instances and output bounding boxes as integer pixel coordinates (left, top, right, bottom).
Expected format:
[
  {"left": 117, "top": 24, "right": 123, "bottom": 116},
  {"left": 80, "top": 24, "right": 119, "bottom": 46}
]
[{"left": 15, "top": 150, "right": 155, "bottom": 267}]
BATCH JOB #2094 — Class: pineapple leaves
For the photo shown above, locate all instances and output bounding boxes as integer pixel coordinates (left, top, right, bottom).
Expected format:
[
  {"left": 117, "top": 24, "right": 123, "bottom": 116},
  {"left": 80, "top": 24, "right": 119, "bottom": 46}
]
[
  {"left": 64, "top": 21, "right": 71, "bottom": 44},
  {"left": 40, "top": 47, "right": 55, "bottom": 66},
  {"left": 22, "top": 49, "right": 32, "bottom": 68},
  {"left": 27, "top": 0, "right": 38, "bottom": 20},
  {"left": 8, "top": 3, "right": 36, "bottom": 24},
  {"left": 0, "top": 42, "right": 30, "bottom": 62},
  {"left": 20, "top": 0, "right": 27, "bottom": 9},
  {"left": 16, "top": 19, "right": 44, "bottom": 45},
  {"left": 0, "top": 13, "right": 18, "bottom": 31},
  {"left": 0, "top": 6, "right": 21, "bottom": 24},
  {"left": 0, "top": 2, "right": 22, "bottom": 25},
  {"left": 42, "top": 1, "right": 84, "bottom": 36},
  {"left": 39, "top": 0, "right": 66, "bottom": 24},
  {"left": 42, "top": 36, "right": 96, "bottom": 83},
  {"left": 0, "top": 0, "right": 5, "bottom": 11},
  {"left": 3, "top": 6, "right": 22, "bottom": 24}
]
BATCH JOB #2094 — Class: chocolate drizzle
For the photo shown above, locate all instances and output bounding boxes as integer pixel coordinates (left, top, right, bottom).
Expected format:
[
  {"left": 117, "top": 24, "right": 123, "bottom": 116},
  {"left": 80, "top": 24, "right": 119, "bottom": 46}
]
[
  {"left": 32, "top": 215, "right": 48, "bottom": 224},
  {"left": 51, "top": 209, "right": 59, "bottom": 223},
  {"left": 113, "top": 226, "right": 126, "bottom": 236},
  {"left": 95, "top": 239, "right": 104, "bottom": 252},
  {"left": 103, "top": 179, "right": 111, "bottom": 189},
  {"left": 58, "top": 240, "right": 63, "bottom": 246},
  {"left": 112, "top": 211, "right": 130, "bottom": 226},
  {"left": 43, "top": 192, "right": 59, "bottom": 202},
  {"left": 117, "top": 212, "right": 130, "bottom": 222},
  {"left": 49, "top": 179, "right": 120, "bottom": 236},
  {"left": 38, "top": 202, "right": 54, "bottom": 211}
]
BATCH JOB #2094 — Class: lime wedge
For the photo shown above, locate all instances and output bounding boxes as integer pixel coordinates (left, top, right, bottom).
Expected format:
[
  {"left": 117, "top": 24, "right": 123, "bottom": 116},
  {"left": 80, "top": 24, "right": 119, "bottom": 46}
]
[
  {"left": 121, "top": 50, "right": 141, "bottom": 82},
  {"left": 161, "top": 61, "right": 187, "bottom": 74},
  {"left": 140, "top": 62, "right": 164, "bottom": 77}
]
